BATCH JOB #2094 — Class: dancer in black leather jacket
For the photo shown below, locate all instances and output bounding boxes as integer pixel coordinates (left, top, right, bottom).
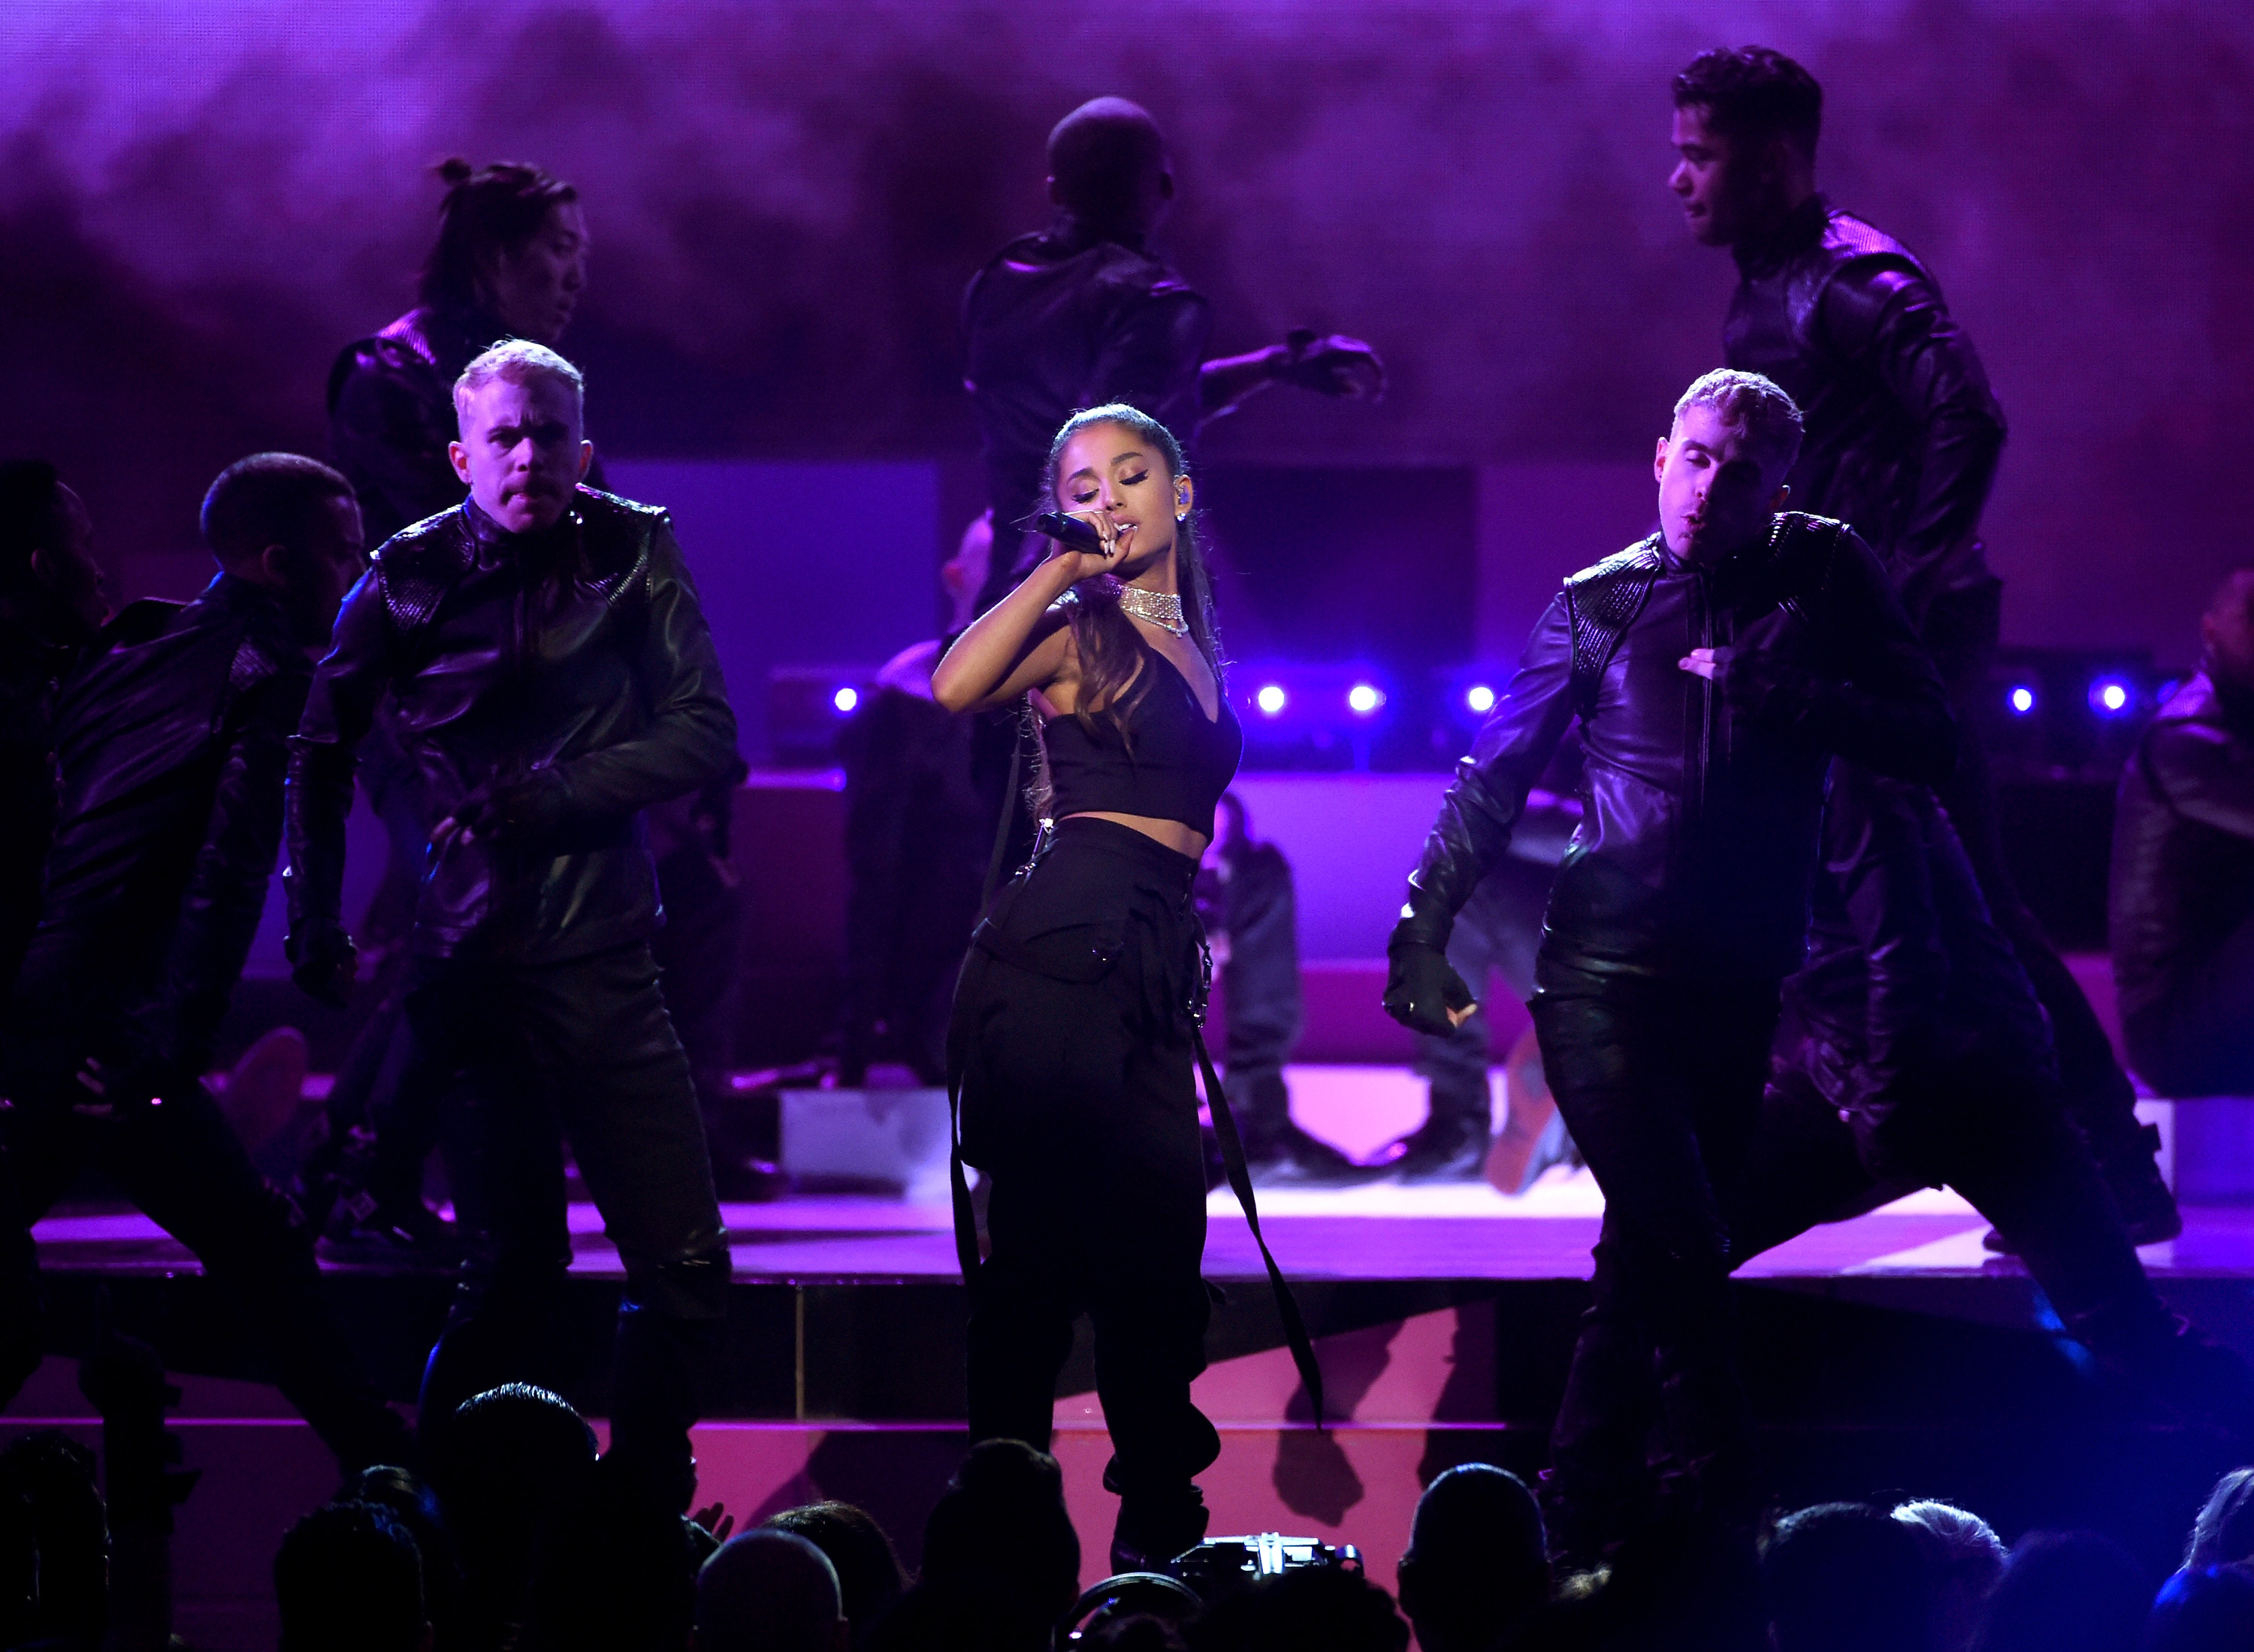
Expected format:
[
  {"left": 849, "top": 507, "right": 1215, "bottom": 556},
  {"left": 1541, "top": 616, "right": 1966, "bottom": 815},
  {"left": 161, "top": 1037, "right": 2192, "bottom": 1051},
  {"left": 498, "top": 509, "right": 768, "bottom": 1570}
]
[
  {"left": 329, "top": 159, "right": 591, "bottom": 546},
  {"left": 0, "top": 462, "right": 107, "bottom": 986},
  {"left": 2110, "top": 569, "right": 2254, "bottom": 1098},
  {"left": 1669, "top": 44, "right": 2174, "bottom": 1237},
  {"left": 964, "top": 95, "right": 1382, "bottom": 619},
  {"left": 0, "top": 455, "right": 405, "bottom": 1473},
  {"left": 1385, "top": 370, "right": 1953, "bottom": 1556},
  {"left": 289, "top": 342, "right": 738, "bottom": 1507}
]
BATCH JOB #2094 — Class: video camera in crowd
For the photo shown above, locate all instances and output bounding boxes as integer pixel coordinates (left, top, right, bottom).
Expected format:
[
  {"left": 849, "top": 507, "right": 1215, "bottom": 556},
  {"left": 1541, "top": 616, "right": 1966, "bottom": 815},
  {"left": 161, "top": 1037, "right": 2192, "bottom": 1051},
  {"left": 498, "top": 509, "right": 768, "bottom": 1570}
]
[{"left": 1066, "top": 1533, "right": 1364, "bottom": 1641}]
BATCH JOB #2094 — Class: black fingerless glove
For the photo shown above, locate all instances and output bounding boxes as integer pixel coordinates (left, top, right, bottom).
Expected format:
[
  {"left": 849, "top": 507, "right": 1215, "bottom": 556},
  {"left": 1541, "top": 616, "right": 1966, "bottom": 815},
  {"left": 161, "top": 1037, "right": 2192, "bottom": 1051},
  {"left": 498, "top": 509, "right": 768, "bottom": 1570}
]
[{"left": 1382, "top": 929, "right": 1475, "bottom": 1037}]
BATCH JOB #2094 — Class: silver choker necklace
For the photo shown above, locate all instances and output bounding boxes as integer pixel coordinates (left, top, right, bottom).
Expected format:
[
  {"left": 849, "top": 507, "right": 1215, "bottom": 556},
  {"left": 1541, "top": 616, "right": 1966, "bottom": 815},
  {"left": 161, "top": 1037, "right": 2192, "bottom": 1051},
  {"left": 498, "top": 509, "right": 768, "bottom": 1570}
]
[{"left": 1116, "top": 584, "right": 1189, "bottom": 637}]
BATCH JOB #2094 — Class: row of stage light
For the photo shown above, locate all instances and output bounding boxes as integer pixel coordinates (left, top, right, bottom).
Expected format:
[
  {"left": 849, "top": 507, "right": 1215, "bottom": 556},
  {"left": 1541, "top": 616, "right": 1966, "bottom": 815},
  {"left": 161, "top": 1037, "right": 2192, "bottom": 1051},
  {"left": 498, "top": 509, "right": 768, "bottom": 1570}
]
[{"left": 774, "top": 653, "right": 2179, "bottom": 774}]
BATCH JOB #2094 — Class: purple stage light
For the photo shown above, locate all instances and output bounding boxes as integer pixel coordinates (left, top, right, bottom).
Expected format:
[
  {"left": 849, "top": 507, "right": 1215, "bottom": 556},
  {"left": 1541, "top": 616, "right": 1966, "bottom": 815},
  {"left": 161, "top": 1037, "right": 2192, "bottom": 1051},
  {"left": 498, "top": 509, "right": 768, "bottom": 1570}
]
[
  {"left": 1346, "top": 683, "right": 1384, "bottom": 715},
  {"left": 832, "top": 685, "right": 859, "bottom": 714},
  {"left": 2088, "top": 678, "right": 2132, "bottom": 715},
  {"left": 2007, "top": 684, "right": 2036, "bottom": 715},
  {"left": 1256, "top": 684, "right": 1288, "bottom": 716},
  {"left": 1466, "top": 684, "right": 1496, "bottom": 714}
]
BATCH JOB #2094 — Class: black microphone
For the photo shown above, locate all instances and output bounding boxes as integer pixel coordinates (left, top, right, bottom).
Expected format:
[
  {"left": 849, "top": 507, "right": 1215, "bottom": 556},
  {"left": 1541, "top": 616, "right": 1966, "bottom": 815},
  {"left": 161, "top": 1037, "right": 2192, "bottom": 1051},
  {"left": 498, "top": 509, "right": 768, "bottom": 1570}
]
[{"left": 1026, "top": 511, "right": 1110, "bottom": 554}]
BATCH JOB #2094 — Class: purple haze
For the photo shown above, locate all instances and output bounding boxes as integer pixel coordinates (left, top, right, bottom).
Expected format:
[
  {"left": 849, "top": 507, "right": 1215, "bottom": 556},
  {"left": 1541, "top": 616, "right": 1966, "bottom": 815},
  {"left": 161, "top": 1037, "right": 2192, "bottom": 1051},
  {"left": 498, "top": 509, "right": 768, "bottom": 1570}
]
[{"left": 2, "top": 1, "right": 2251, "bottom": 659}]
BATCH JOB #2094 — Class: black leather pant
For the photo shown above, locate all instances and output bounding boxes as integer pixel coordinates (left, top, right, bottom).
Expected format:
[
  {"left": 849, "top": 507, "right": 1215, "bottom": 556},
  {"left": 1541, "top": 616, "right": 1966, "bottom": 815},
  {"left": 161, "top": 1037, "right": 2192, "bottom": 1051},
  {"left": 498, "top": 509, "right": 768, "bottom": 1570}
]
[
  {"left": 1415, "top": 857, "right": 1553, "bottom": 1134},
  {"left": 2124, "top": 906, "right": 2254, "bottom": 1098},
  {"left": 1923, "top": 582, "right": 2161, "bottom": 1197},
  {"left": 1533, "top": 958, "right": 1778, "bottom": 1535},
  {"left": 956, "top": 820, "right": 1221, "bottom": 1521},
  {"left": 405, "top": 941, "right": 730, "bottom": 1507},
  {"left": 0, "top": 1075, "right": 408, "bottom": 1472}
]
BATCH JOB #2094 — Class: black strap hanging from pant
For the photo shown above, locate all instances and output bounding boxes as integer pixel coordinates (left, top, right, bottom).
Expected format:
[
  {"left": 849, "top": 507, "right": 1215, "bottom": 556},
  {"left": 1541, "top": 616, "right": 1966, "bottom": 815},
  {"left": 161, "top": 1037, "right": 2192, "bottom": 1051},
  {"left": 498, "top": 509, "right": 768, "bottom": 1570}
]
[{"left": 1191, "top": 1022, "right": 1325, "bottom": 1427}]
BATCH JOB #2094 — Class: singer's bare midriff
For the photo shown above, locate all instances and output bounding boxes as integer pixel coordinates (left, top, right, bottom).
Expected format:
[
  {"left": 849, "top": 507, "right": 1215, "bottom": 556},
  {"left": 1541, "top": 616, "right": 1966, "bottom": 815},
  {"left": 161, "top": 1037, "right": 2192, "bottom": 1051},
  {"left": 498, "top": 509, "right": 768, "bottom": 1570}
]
[{"left": 1061, "top": 810, "right": 1210, "bottom": 859}]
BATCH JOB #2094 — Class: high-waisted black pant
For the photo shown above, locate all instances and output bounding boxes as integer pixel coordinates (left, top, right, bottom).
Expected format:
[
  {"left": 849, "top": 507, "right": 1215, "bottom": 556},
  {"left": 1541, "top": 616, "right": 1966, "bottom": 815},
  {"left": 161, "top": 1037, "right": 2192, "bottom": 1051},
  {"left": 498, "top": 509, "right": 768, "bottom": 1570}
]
[
  {"left": 404, "top": 941, "right": 730, "bottom": 1508},
  {"left": 955, "top": 818, "right": 1221, "bottom": 1512}
]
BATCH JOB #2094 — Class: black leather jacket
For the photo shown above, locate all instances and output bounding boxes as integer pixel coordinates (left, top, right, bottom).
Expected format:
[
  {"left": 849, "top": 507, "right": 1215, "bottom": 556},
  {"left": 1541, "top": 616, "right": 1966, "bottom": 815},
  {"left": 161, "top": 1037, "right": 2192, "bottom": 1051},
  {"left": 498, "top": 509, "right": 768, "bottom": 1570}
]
[
  {"left": 2, "top": 576, "right": 310, "bottom": 1091},
  {"left": 0, "top": 617, "right": 81, "bottom": 986},
  {"left": 1398, "top": 514, "right": 1954, "bottom": 983},
  {"left": 2110, "top": 671, "right": 2254, "bottom": 1031},
  {"left": 328, "top": 304, "right": 496, "bottom": 548},
  {"left": 1784, "top": 760, "right": 2052, "bottom": 1142},
  {"left": 288, "top": 488, "right": 739, "bottom": 965},
  {"left": 1724, "top": 197, "right": 2007, "bottom": 622},
  {"left": 962, "top": 215, "right": 1211, "bottom": 612}
]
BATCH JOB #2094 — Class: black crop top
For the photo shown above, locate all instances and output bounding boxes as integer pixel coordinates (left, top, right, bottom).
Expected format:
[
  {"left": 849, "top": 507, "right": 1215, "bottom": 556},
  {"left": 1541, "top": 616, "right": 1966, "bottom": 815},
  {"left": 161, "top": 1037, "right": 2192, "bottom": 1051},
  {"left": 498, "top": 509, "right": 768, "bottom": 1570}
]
[{"left": 1043, "top": 634, "right": 1243, "bottom": 832}]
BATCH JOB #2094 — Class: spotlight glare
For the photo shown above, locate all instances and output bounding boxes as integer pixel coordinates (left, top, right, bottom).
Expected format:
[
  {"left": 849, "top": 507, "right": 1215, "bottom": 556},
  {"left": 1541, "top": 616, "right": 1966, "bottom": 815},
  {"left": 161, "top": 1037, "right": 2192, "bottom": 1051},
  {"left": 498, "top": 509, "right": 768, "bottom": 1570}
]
[
  {"left": 2007, "top": 685, "right": 2036, "bottom": 715},
  {"left": 832, "top": 686, "right": 859, "bottom": 714},
  {"left": 1347, "top": 683, "right": 1384, "bottom": 715},
  {"left": 2089, "top": 678, "right": 2132, "bottom": 715},
  {"left": 1466, "top": 684, "right": 1497, "bottom": 714},
  {"left": 1255, "top": 683, "right": 1288, "bottom": 716}
]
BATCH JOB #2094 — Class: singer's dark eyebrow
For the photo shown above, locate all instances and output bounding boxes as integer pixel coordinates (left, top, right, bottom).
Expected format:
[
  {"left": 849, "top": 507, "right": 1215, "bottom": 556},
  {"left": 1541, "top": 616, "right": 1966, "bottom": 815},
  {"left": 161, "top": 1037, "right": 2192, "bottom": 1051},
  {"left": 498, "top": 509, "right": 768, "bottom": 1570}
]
[{"left": 1107, "top": 449, "right": 1148, "bottom": 467}]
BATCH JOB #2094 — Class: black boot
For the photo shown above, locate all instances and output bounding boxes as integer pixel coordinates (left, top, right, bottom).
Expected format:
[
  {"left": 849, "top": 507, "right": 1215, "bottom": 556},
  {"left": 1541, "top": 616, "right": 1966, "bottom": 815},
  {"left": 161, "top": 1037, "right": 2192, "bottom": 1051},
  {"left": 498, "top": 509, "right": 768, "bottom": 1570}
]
[{"left": 1376, "top": 1116, "right": 1491, "bottom": 1183}]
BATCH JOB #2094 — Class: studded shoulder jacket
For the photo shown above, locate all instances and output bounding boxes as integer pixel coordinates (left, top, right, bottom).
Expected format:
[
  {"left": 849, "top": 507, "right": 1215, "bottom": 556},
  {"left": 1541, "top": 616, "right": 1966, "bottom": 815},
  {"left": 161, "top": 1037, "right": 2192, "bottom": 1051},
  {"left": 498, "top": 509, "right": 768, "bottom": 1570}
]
[
  {"left": 287, "top": 487, "right": 739, "bottom": 965},
  {"left": 1397, "top": 514, "right": 1955, "bottom": 983}
]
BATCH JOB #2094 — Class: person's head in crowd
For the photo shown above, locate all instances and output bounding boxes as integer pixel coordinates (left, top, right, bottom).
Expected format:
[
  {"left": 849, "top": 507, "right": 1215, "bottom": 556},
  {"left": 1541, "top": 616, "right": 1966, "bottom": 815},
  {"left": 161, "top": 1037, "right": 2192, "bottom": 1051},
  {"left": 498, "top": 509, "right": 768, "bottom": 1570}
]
[
  {"left": 2186, "top": 1467, "right": 2254, "bottom": 1573},
  {"left": 199, "top": 453, "right": 367, "bottom": 649},
  {"left": 1977, "top": 1530, "right": 2150, "bottom": 1652},
  {"left": 2199, "top": 568, "right": 2254, "bottom": 699},
  {"left": 0, "top": 1433, "right": 106, "bottom": 1650},
  {"left": 1893, "top": 1500, "right": 2007, "bottom": 1652},
  {"left": 941, "top": 512, "right": 994, "bottom": 636},
  {"left": 1184, "top": 1566, "right": 1410, "bottom": 1652},
  {"left": 862, "top": 1578, "right": 1052, "bottom": 1652},
  {"left": 2144, "top": 1563, "right": 2254, "bottom": 1652},
  {"left": 428, "top": 1385, "right": 599, "bottom": 1641},
  {"left": 449, "top": 341, "right": 594, "bottom": 536},
  {"left": 1761, "top": 1502, "right": 1938, "bottom": 1652},
  {"left": 1047, "top": 98, "right": 1172, "bottom": 240},
  {"left": 763, "top": 1502, "right": 905, "bottom": 1645},
  {"left": 695, "top": 1529, "right": 846, "bottom": 1652},
  {"left": 522, "top": 1452, "right": 702, "bottom": 1652},
  {"left": 274, "top": 1500, "right": 431, "bottom": 1652},
  {"left": 1394, "top": 1464, "right": 1548, "bottom": 1652},
  {"left": 1087, "top": 1617, "right": 1188, "bottom": 1652},
  {"left": 1656, "top": 369, "right": 1802, "bottom": 570},
  {"left": 1668, "top": 46, "right": 1823, "bottom": 249},
  {"left": 348, "top": 1466, "right": 461, "bottom": 1643},
  {"left": 421, "top": 158, "right": 586, "bottom": 345},
  {"left": 0, "top": 459, "right": 108, "bottom": 644},
  {"left": 920, "top": 1439, "right": 1082, "bottom": 1635}
]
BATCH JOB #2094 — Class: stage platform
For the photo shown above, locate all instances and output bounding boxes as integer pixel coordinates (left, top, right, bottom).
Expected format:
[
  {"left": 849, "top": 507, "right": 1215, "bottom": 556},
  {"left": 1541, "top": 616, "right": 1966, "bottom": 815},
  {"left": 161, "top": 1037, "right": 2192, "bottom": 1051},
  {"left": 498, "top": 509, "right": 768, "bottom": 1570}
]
[{"left": 11, "top": 1066, "right": 2254, "bottom": 1645}]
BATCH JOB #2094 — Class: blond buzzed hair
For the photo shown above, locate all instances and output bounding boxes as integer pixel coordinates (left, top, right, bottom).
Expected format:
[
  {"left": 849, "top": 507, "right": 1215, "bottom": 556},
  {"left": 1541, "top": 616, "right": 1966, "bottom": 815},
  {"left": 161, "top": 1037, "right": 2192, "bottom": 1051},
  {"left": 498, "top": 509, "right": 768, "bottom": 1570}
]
[
  {"left": 452, "top": 339, "right": 585, "bottom": 432},
  {"left": 1673, "top": 368, "right": 1804, "bottom": 470}
]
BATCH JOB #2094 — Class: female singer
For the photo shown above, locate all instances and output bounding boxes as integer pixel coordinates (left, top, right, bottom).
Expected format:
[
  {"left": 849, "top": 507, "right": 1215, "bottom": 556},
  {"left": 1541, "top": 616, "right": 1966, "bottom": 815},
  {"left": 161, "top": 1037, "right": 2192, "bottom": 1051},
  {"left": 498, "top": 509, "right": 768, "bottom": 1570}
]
[{"left": 932, "top": 402, "right": 1241, "bottom": 1573}]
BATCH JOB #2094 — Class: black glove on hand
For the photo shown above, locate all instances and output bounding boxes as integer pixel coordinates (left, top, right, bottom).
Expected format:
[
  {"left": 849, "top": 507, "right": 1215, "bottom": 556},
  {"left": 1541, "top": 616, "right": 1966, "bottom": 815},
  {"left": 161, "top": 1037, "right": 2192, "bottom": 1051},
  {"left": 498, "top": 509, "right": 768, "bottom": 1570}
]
[
  {"left": 1709, "top": 647, "right": 1819, "bottom": 728},
  {"left": 1275, "top": 328, "right": 1386, "bottom": 399},
  {"left": 286, "top": 922, "right": 358, "bottom": 1010},
  {"left": 1383, "top": 938, "right": 1475, "bottom": 1036}
]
